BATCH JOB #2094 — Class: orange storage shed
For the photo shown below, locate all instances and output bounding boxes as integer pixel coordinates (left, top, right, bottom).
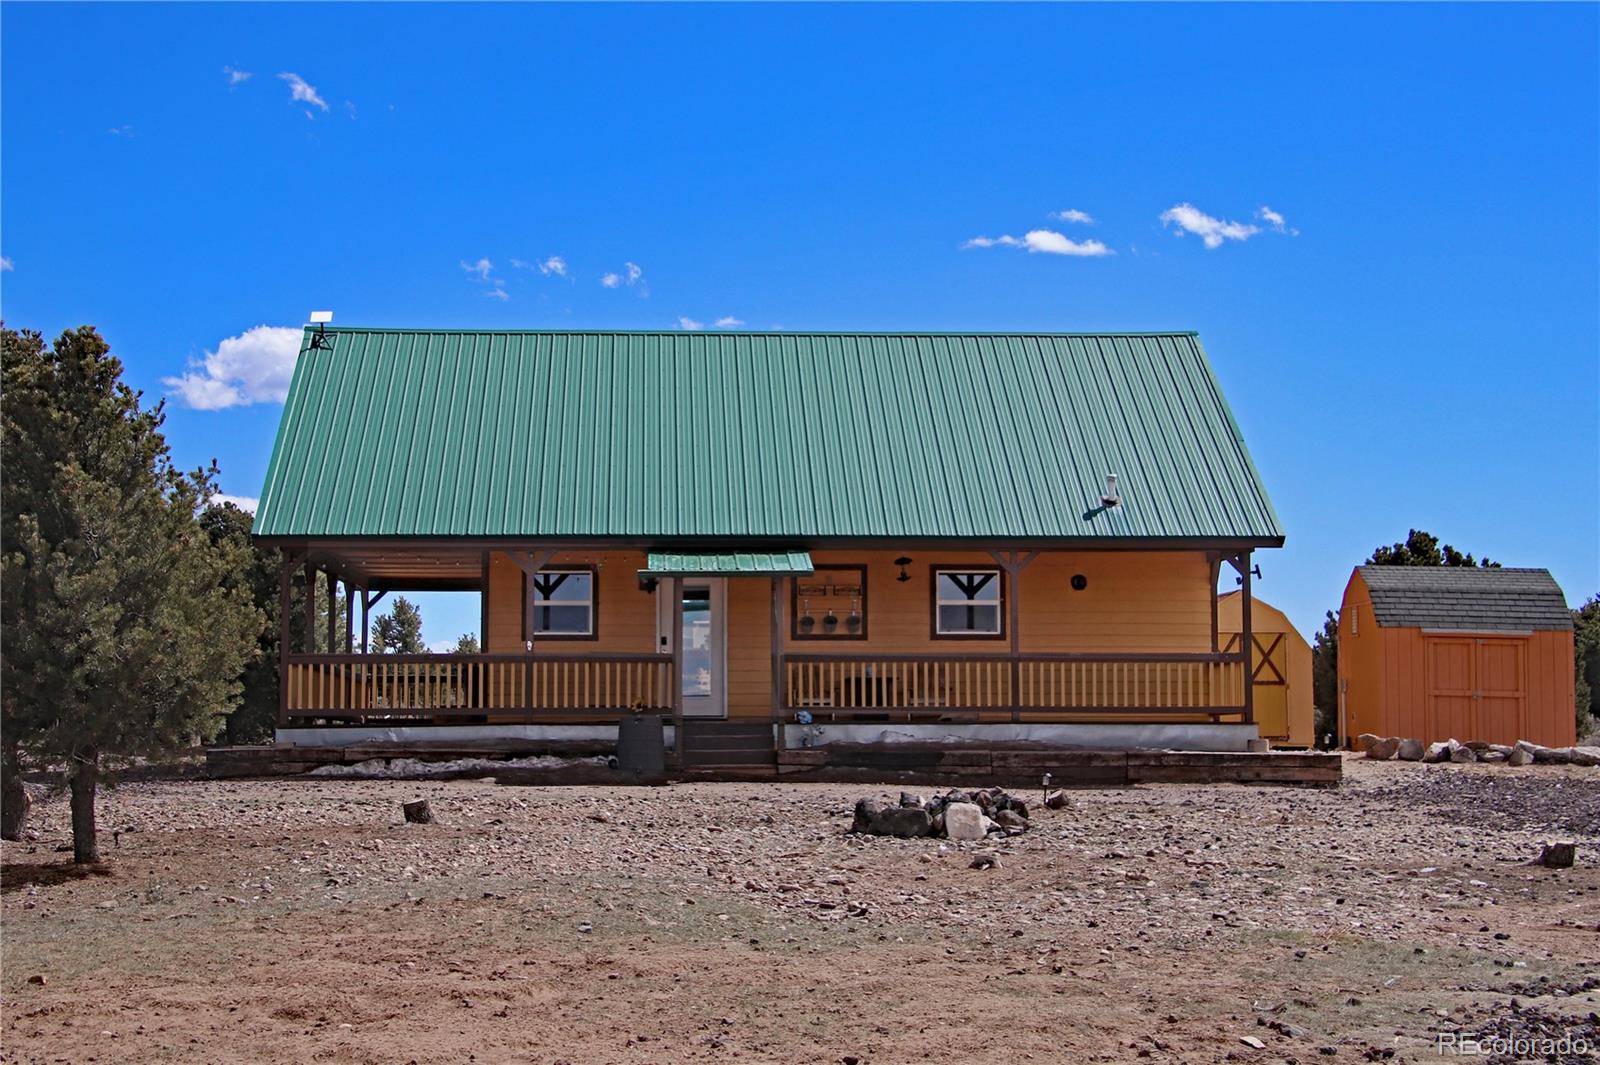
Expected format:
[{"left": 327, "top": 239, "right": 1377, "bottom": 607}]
[{"left": 1337, "top": 567, "right": 1576, "bottom": 748}]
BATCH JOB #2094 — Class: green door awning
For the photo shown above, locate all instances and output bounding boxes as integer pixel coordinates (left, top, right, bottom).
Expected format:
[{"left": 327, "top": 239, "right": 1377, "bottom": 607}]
[{"left": 641, "top": 551, "right": 814, "bottom": 577}]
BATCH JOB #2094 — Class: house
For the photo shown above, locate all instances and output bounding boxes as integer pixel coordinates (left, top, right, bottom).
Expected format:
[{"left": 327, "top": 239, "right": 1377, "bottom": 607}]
[
  {"left": 253, "top": 328, "right": 1285, "bottom": 765},
  {"left": 1217, "top": 592, "right": 1314, "bottom": 748},
  {"left": 1337, "top": 566, "right": 1576, "bottom": 748}
]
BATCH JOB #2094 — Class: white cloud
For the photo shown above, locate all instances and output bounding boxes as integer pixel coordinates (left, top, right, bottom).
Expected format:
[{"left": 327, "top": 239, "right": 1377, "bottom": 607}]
[
  {"left": 460, "top": 257, "right": 494, "bottom": 280},
  {"left": 108, "top": 125, "right": 134, "bottom": 137},
  {"left": 485, "top": 281, "right": 510, "bottom": 302},
  {"left": 1053, "top": 209, "right": 1095, "bottom": 225},
  {"left": 210, "top": 493, "right": 259, "bottom": 513},
  {"left": 964, "top": 229, "right": 1112, "bottom": 257},
  {"left": 625, "top": 262, "right": 642, "bottom": 285},
  {"left": 223, "top": 66, "right": 252, "bottom": 87},
  {"left": 1159, "top": 203, "right": 1260, "bottom": 249},
  {"left": 714, "top": 316, "right": 745, "bottom": 328},
  {"left": 538, "top": 256, "right": 567, "bottom": 277},
  {"left": 602, "top": 261, "right": 646, "bottom": 294},
  {"left": 277, "top": 72, "right": 329, "bottom": 114},
  {"left": 163, "top": 325, "right": 302, "bottom": 410},
  {"left": 1257, "top": 205, "right": 1299, "bottom": 236},
  {"left": 0, "top": 257, "right": 12, "bottom": 271},
  {"left": 599, "top": 272, "right": 621, "bottom": 288},
  {"left": 677, "top": 317, "right": 704, "bottom": 331}
]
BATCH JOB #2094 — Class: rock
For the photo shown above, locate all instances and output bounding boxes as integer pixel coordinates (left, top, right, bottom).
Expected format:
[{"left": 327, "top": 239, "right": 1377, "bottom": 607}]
[
  {"left": 402, "top": 800, "right": 435, "bottom": 824},
  {"left": 943, "top": 802, "right": 987, "bottom": 842},
  {"left": 1449, "top": 745, "right": 1477, "bottom": 764},
  {"left": 1365, "top": 736, "right": 1400, "bottom": 761},
  {"left": 1423, "top": 741, "right": 1452, "bottom": 764},
  {"left": 969, "top": 853, "right": 1000, "bottom": 870},
  {"left": 851, "top": 798, "right": 884, "bottom": 834},
  {"left": 1043, "top": 789, "right": 1068, "bottom": 810},
  {"left": 980, "top": 814, "right": 1001, "bottom": 836},
  {"left": 1479, "top": 750, "right": 1507, "bottom": 763},
  {"left": 898, "top": 792, "right": 924, "bottom": 809},
  {"left": 1569, "top": 746, "right": 1600, "bottom": 768},
  {"left": 1008, "top": 798, "right": 1029, "bottom": 820},
  {"left": 1357, "top": 733, "right": 1381, "bottom": 752},
  {"left": 1527, "top": 742, "right": 1571, "bottom": 765},
  {"left": 1535, "top": 843, "right": 1575, "bottom": 869},
  {"left": 866, "top": 806, "right": 932, "bottom": 838},
  {"left": 1507, "top": 745, "right": 1535, "bottom": 767},
  {"left": 27, "top": 974, "right": 45, "bottom": 985},
  {"left": 1240, "top": 1034, "right": 1266, "bottom": 1049},
  {"left": 1395, "top": 738, "right": 1425, "bottom": 761},
  {"left": 993, "top": 809, "right": 1028, "bottom": 835}
]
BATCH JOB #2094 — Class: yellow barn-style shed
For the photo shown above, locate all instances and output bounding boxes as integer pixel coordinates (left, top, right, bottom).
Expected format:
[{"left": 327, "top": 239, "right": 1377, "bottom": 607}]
[
  {"left": 1337, "top": 567, "right": 1576, "bottom": 748},
  {"left": 1218, "top": 592, "right": 1314, "bottom": 748}
]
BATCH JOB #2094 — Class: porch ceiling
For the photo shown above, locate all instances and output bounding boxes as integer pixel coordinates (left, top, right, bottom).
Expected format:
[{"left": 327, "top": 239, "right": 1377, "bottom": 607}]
[{"left": 300, "top": 544, "right": 486, "bottom": 591}]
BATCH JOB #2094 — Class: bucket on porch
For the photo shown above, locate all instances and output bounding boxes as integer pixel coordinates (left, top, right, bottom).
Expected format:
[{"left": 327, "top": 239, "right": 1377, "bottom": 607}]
[{"left": 617, "top": 713, "right": 667, "bottom": 782}]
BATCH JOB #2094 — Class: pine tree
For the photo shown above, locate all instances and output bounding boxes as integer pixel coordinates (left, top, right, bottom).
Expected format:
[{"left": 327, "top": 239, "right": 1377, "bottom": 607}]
[
  {"left": 371, "top": 596, "right": 425, "bottom": 654},
  {"left": 2, "top": 327, "right": 261, "bottom": 861}
]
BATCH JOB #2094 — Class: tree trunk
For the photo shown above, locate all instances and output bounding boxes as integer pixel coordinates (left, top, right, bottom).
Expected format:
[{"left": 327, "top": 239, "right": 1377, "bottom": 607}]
[
  {"left": 69, "top": 751, "right": 100, "bottom": 864},
  {"left": 1, "top": 748, "right": 29, "bottom": 842}
]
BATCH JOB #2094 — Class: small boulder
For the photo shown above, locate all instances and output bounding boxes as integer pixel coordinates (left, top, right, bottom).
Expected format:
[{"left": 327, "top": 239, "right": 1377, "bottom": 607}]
[
  {"left": 993, "top": 809, "right": 1029, "bottom": 836},
  {"left": 943, "top": 802, "right": 987, "bottom": 842},
  {"left": 1043, "top": 789, "right": 1068, "bottom": 810},
  {"left": 402, "top": 800, "right": 435, "bottom": 824},
  {"left": 1507, "top": 744, "right": 1535, "bottom": 767},
  {"left": 1423, "top": 741, "right": 1452, "bottom": 763},
  {"left": 969, "top": 853, "right": 1001, "bottom": 870},
  {"left": 1536, "top": 843, "right": 1576, "bottom": 868},
  {"left": 1449, "top": 745, "right": 1478, "bottom": 764},
  {"left": 1365, "top": 736, "right": 1401, "bottom": 761},
  {"left": 1357, "top": 732, "right": 1381, "bottom": 752},
  {"left": 898, "top": 791, "right": 925, "bottom": 809},
  {"left": 1479, "top": 750, "right": 1507, "bottom": 763},
  {"left": 851, "top": 798, "right": 885, "bottom": 834},
  {"left": 866, "top": 806, "right": 932, "bottom": 838},
  {"left": 1396, "top": 738, "right": 1425, "bottom": 762},
  {"left": 1569, "top": 746, "right": 1600, "bottom": 768}
]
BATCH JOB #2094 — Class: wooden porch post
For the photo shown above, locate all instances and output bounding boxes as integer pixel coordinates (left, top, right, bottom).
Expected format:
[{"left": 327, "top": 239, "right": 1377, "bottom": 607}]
[
  {"left": 303, "top": 562, "right": 316, "bottom": 654},
  {"left": 505, "top": 550, "right": 555, "bottom": 722},
  {"left": 770, "top": 576, "right": 783, "bottom": 754},
  {"left": 277, "top": 557, "right": 293, "bottom": 728},
  {"left": 479, "top": 550, "right": 491, "bottom": 651},
  {"left": 1240, "top": 550, "right": 1255, "bottom": 726},
  {"left": 990, "top": 549, "right": 1039, "bottom": 722},
  {"left": 671, "top": 579, "right": 684, "bottom": 767},
  {"left": 344, "top": 582, "right": 355, "bottom": 655},
  {"left": 325, "top": 572, "right": 337, "bottom": 656},
  {"left": 1208, "top": 553, "right": 1221, "bottom": 653}
]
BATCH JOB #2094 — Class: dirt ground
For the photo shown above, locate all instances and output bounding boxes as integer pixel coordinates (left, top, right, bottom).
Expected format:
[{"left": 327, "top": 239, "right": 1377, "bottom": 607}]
[{"left": 3, "top": 757, "right": 1598, "bottom": 1065}]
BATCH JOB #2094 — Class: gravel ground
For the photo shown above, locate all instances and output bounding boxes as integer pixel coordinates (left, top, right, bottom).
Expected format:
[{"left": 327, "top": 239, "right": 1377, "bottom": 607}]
[{"left": 3, "top": 755, "right": 1598, "bottom": 1064}]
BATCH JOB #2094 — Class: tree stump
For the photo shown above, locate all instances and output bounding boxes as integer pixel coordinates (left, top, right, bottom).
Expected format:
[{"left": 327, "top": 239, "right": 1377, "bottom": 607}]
[{"left": 402, "top": 800, "right": 435, "bottom": 825}]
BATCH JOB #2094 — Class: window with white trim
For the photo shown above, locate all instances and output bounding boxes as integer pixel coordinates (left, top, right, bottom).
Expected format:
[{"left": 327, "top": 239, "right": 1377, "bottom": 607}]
[
  {"left": 523, "top": 568, "right": 596, "bottom": 638},
  {"left": 933, "top": 568, "right": 1003, "bottom": 637}
]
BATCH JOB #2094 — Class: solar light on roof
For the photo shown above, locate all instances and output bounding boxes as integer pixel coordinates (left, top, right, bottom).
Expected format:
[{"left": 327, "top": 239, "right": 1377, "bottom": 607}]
[
  {"left": 308, "top": 310, "right": 335, "bottom": 350},
  {"left": 309, "top": 310, "right": 333, "bottom": 324}
]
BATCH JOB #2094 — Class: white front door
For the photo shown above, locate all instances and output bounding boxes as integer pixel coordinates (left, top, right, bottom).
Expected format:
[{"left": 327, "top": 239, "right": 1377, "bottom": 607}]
[{"left": 656, "top": 578, "right": 727, "bottom": 718}]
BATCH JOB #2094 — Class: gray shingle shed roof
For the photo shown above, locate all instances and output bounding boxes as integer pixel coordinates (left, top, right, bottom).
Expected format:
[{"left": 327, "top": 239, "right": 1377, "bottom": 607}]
[{"left": 1356, "top": 566, "right": 1573, "bottom": 632}]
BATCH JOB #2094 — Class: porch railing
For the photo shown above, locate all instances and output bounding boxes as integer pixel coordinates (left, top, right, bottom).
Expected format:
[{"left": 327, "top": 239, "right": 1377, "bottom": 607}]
[
  {"left": 782, "top": 652, "right": 1247, "bottom": 720},
  {"left": 283, "top": 653, "right": 674, "bottom": 721}
]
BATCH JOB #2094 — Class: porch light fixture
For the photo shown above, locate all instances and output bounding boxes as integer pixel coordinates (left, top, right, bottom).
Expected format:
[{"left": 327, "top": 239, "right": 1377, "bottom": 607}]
[
  {"left": 894, "top": 556, "right": 913, "bottom": 582},
  {"left": 1235, "top": 564, "right": 1263, "bottom": 586},
  {"left": 1100, "top": 473, "right": 1121, "bottom": 508}
]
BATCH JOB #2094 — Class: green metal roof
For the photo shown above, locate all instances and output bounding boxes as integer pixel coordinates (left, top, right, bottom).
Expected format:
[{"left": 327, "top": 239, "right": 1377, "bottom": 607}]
[
  {"left": 254, "top": 329, "right": 1282, "bottom": 544},
  {"left": 641, "top": 551, "right": 814, "bottom": 577}
]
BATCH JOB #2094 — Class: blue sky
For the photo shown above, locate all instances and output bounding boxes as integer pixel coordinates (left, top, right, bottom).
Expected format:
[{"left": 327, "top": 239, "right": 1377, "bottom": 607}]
[{"left": 3, "top": 3, "right": 1597, "bottom": 646}]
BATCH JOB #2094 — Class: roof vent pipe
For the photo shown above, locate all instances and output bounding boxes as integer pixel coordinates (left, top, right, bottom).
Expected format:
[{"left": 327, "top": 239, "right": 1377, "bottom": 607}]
[{"left": 1101, "top": 473, "right": 1121, "bottom": 508}]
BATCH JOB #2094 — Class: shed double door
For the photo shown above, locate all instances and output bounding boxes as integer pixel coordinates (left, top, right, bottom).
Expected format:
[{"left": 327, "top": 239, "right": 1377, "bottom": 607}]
[{"left": 1424, "top": 636, "right": 1526, "bottom": 744}]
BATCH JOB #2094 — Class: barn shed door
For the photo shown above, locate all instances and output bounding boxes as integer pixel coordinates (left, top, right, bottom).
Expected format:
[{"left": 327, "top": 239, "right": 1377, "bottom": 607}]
[
  {"left": 1474, "top": 639, "right": 1526, "bottom": 744},
  {"left": 1425, "top": 636, "right": 1527, "bottom": 743},
  {"left": 1222, "top": 631, "right": 1289, "bottom": 739}
]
